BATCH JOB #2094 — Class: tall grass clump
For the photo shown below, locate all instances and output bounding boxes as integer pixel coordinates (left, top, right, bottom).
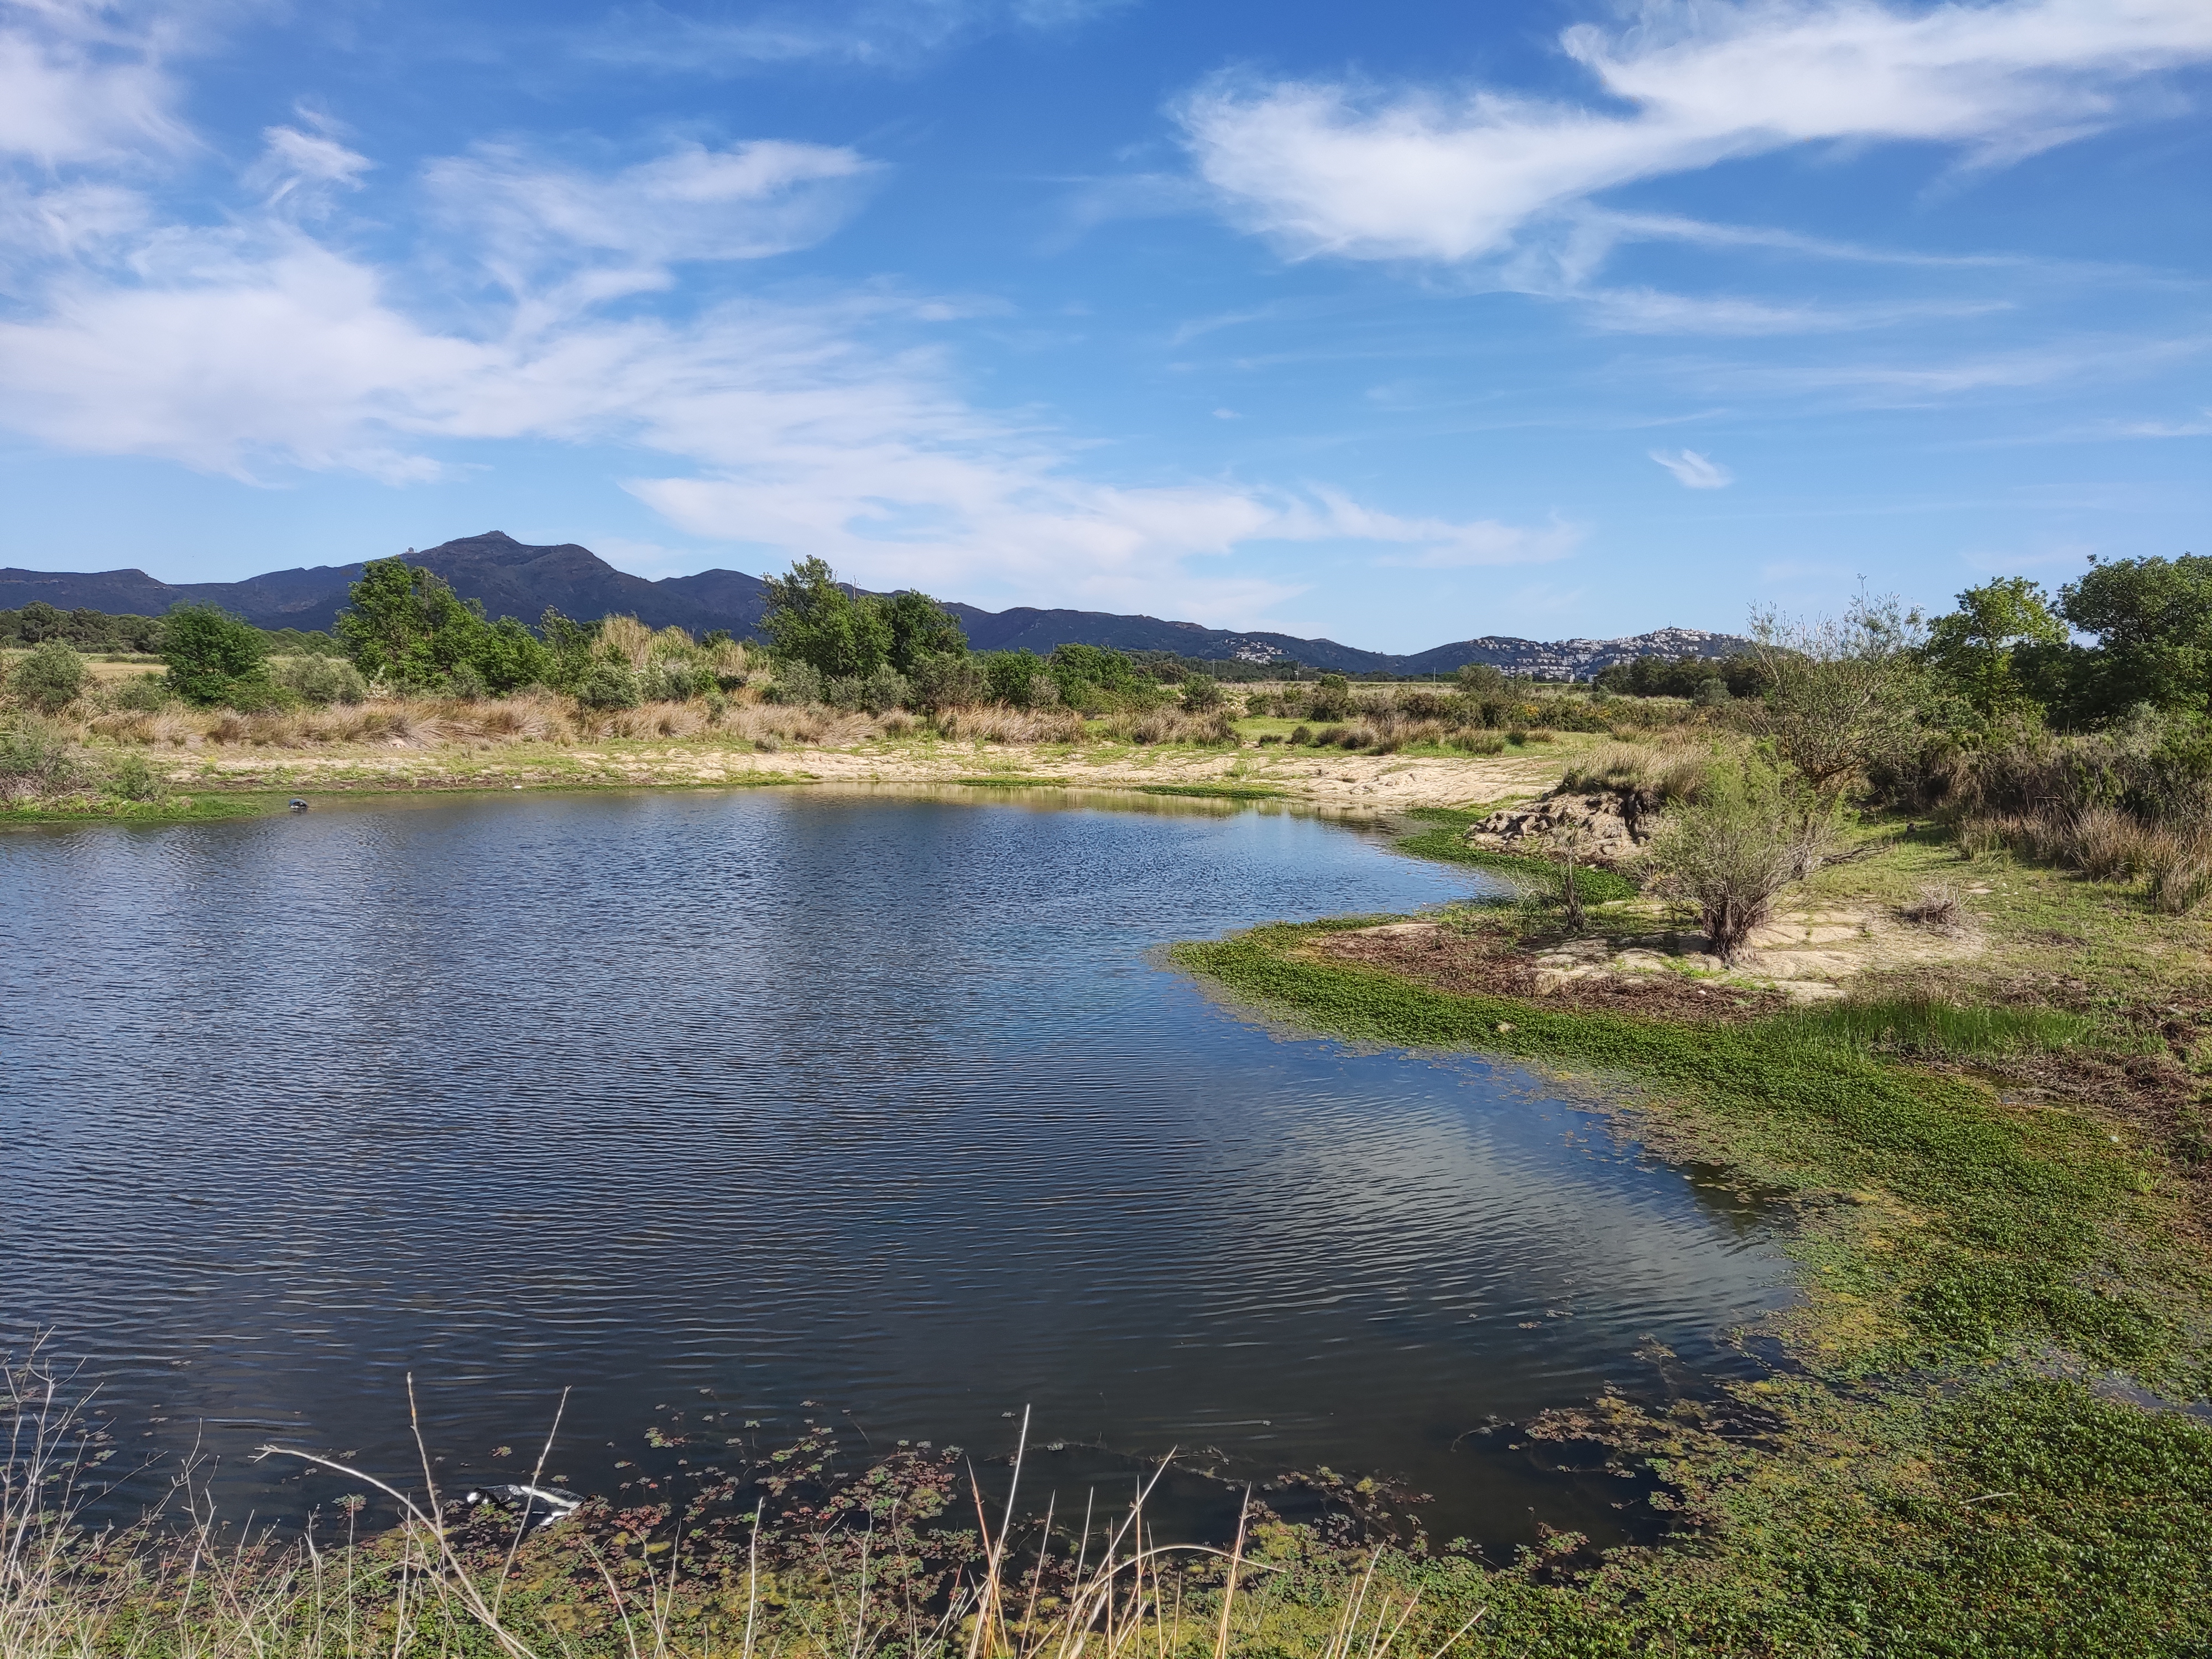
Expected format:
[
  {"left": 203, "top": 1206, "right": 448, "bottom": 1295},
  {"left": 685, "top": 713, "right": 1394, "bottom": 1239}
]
[{"left": 1766, "top": 997, "right": 2100, "bottom": 1058}]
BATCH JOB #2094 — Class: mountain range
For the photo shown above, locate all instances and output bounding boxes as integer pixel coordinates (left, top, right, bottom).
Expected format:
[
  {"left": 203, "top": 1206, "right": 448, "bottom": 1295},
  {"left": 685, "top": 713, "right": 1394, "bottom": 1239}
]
[{"left": 1, "top": 530, "right": 1750, "bottom": 679}]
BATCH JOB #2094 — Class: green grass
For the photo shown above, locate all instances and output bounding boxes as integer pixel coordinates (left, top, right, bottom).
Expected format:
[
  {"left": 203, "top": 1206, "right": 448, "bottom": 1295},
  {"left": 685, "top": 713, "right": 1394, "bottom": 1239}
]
[
  {"left": 1135, "top": 781, "right": 1284, "bottom": 801},
  {"left": 951, "top": 775, "right": 1069, "bottom": 788},
  {"left": 1395, "top": 805, "right": 1641, "bottom": 902},
  {"left": 1165, "top": 916, "right": 2212, "bottom": 1651},
  {"left": 1173, "top": 921, "right": 2204, "bottom": 1380},
  {"left": 0, "top": 792, "right": 279, "bottom": 826},
  {"left": 1768, "top": 995, "right": 2104, "bottom": 1058}
]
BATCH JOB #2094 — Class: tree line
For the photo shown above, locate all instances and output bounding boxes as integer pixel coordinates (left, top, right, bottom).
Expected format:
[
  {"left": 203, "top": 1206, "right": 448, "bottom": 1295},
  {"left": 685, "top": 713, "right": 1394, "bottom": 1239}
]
[{"left": 1596, "top": 556, "right": 2212, "bottom": 731}]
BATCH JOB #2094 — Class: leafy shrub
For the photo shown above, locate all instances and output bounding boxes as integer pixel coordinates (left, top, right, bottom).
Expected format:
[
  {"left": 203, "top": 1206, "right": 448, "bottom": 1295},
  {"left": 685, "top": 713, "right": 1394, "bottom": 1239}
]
[
  {"left": 907, "top": 652, "right": 987, "bottom": 711},
  {"left": 161, "top": 604, "right": 274, "bottom": 707},
  {"left": 104, "top": 748, "right": 165, "bottom": 802},
  {"left": 13, "top": 640, "right": 87, "bottom": 713},
  {"left": 1305, "top": 673, "right": 1355, "bottom": 721},
  {"left": 1288, "top": 724, "right": 1314, "bottom": 746},
  {"left": 111, "top": 672, "right": 174, "bottom": 712},
  {"left": 276, "top": 655, "right": 367, "bottom": 707},
  {"left": 641, "top": 660, "right": 706, "bottom": 702},
  {"left": 576, "top": 662, "right": 643, "bottom": 710},
  {"left": 982, "top": 650, "right": 1056, "bottom": 708},
  {"left": 1180, "top": 674, "right": 1224, "bottom": 711},
  {"left": 1645, "top": 753, "right": 1824, "bottom": 962},
  {"left": 764, "top": 660, "right": 823, "bottom": 706},
  {"left": 0, "top": 720, "right": 81, "bottom": 801}
]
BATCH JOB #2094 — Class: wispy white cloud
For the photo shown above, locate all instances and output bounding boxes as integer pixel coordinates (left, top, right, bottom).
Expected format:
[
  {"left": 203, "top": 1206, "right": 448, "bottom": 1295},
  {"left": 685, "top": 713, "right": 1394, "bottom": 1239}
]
[
  {"left": 1650, "top": 448, "right": 1734, "bottom": 488},
  {"left": 1180, "top": 0, "right": 2212, "bottom": 264},
  {"left": 579, "top": 0, "right": 1129, "bottom": 74},
  {"left": 425, "top": 139, "right": 881, "bottom": 300},
  {"left": 246, "top": 123, "right": 373, "bottom": 215},
  {"left": 0, "top": 0, "right": 190, "bottom": 164},
  {"left": 1587, "top": 286, "right": 2006, "bottom": 336},
  {"left": 0, "top": 131, "right": 1567, "bottom": 618}
]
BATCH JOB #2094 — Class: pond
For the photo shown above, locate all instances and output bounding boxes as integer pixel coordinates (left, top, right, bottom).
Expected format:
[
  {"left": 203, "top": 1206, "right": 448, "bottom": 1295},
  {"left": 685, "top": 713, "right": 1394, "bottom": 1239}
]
[{"left": 0, "top": 787, "right": 1787, "bottom": 1549}]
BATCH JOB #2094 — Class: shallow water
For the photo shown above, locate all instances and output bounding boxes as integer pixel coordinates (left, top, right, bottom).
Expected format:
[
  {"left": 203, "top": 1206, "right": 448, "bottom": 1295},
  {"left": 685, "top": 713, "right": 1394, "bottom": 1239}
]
[{"left": 0, "top": 787, "right": 1786, "bottom": 1547}]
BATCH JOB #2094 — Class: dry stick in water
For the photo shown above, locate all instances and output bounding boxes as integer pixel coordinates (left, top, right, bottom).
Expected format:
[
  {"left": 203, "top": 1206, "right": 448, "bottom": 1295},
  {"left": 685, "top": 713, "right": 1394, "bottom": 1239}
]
[
  {"left": 1211, "top": 1490, "right": 1249, "bottom": 1659},
  {"left": 967, "top": 1405, "right": 1031, "bottom": 1659},
  {"left": 492, "top": 1385, "right": 570, "bottom": 1624},
  {"left": 254, "top": 1384, "right": 536, "bottom": 1659}
]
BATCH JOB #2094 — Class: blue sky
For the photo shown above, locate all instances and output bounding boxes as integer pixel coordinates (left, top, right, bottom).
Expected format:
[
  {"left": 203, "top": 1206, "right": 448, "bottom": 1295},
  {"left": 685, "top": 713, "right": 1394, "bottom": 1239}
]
[{"left": 0, "top": 0, "right": 2206, "bottom": 650}]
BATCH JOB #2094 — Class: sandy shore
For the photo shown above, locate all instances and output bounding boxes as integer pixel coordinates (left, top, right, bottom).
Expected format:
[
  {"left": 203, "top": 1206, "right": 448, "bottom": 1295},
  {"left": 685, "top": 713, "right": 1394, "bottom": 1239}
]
[{"left": 161, "top": 735, "right": 1568, "bottom": 813}]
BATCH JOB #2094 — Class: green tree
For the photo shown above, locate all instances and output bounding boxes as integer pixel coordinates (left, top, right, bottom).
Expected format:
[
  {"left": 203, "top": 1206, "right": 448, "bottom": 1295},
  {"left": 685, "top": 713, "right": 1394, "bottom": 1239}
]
[
  {"left": 336, "top": 557, "right": 546, "bottom": 693},
  {"left": 1749, "top": 593, "right": 1927, "bottom": 797},
  {"left": 981, "top": 649, "right": 1053, "bottom": 707},
  {"left": 881, "top": 591, "right": 967, "bottom": 673},
  {"left": 159, "top": 606, "right": 271, "bottom": 708},
  {"left": 758, "top": 557, "right": 892, "bottom": 678},
  {"left": 18, "top": 601, "right": 62, "bottom": 644},
  {"left": 13, "top": 639, "right": 88, "bottom": 713},
  {"left": 1924, "top": 577, "right": 2068, "bottom": 719},
  {"left": 2059, "top": 554, "right": 2212, "bottom": 719}
]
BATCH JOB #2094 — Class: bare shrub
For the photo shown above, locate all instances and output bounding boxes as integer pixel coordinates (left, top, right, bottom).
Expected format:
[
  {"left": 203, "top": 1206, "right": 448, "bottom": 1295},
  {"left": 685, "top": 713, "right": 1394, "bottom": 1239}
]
[
  {"left": 1645, "top": 753, "right": 1814, "bottom": 963},
  {"left": 1749, "top": 593, "right": 1926, "bottom": 797},
  {"left": 1901, "top": 883, "right": 1964, "bottom": 928}
]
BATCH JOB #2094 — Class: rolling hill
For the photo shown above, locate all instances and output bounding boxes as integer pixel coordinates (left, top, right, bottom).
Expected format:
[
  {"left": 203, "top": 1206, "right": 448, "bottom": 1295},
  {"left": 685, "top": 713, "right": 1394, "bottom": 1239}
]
[{"left": 1, "top": 531, "right": 1750, "bottom": 677}]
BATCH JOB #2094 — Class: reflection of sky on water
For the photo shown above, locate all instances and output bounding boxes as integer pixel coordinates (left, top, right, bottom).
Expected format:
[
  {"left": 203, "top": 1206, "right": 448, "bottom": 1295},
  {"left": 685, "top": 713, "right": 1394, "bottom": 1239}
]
[{"left": 1, "top": 789, "right": 1788, "bottom": 1548}]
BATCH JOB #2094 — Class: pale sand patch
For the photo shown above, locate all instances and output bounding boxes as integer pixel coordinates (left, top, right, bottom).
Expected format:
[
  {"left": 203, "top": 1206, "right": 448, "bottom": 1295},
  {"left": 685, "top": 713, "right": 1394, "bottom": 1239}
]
[
  {"left": 1524, "top": 904, "right": 1983, "bottom": 1003},
  {"left": 160, "top": 739, "right": 1562, "bottom": 812}
]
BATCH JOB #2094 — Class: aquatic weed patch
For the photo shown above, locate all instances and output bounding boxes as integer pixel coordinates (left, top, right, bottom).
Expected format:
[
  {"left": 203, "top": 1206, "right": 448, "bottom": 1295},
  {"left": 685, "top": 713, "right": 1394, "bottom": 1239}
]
[
  {"left": 1135, "top": 782, "right": 1285, "bottom": 801},
  {"left": 0, "top": 792, "right": 278, "bottom": 827}
]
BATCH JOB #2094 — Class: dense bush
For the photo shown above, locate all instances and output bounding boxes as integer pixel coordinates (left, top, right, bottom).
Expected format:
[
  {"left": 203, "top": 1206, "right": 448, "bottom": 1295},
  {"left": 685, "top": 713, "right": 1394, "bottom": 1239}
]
[
  {"left": 576, "top": 661, "right": 643, "bottom": 710},
  {"left": 276, "top": 654, "right": 367, "bottom": 707},
  {"left": 337, "top": 558, "right": 548, "bottom": 694},
  {"left": 104, "top": 748, "right": 165, "bottom": 801},
  {"left": 12, "top": 639, "right": 87, "bottom": 713},
  {"left": 905, "top": 651, "right": 987, "bottom": 711},
  {"left": 981, "top": 649, "right": 1056, "bottom": 708},
  {"left": 161, "top": 604, "right": 276, "bottom": 708},
  {"left": 110, "top": 672, "right": 174, "bottom": 712},
  {"left": 1179, "top": 674, "right": 1224, "bottom": 711},
  {"left": 1305, "top": 672, "right": 1355, "bottom": 721},
  {"left": 0, "top": 719, "right": 81, "bottom": 801}
]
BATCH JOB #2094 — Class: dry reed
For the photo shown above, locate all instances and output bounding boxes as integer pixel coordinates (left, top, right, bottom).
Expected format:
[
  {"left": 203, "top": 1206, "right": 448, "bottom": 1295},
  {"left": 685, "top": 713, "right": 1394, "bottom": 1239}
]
[{"left": 1, "top": 1353, "right": 1486, "bottom": 1659}]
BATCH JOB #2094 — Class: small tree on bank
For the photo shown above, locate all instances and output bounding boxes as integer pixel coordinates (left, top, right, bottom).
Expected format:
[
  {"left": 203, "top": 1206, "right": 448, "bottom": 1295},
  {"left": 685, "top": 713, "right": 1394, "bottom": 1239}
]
[
  {"left": 1646, "top": 752, "right": 1829, "bottom": 963},
  {"left": 160, "top": 605, "right": 271, "bottom": 708},
  {"left": 12, "top": 639, "right": 88, "bottom": 713},
  {"left": 1750, "top": 593, "right": 1926, "bottom": 798}
]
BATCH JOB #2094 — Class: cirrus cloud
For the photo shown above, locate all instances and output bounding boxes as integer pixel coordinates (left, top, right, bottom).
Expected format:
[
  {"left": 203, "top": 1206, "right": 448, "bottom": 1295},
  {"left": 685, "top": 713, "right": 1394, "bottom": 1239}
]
[{"left": 1179, "top": 0, "right": 2212, "bottom": 264}]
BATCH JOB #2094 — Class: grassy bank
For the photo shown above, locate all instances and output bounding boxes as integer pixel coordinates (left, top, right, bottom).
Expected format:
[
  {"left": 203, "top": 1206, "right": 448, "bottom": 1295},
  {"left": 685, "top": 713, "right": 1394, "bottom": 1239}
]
[{"left": 1151, "top": 807, "right": 2212, "bottom": 1651}]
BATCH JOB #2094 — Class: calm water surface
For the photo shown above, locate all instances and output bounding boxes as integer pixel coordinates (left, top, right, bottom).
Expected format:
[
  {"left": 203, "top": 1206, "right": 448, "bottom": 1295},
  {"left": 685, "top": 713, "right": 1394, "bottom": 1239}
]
[{"left": 1, "top": 788, "right": 1786, "bottom": 1547}]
